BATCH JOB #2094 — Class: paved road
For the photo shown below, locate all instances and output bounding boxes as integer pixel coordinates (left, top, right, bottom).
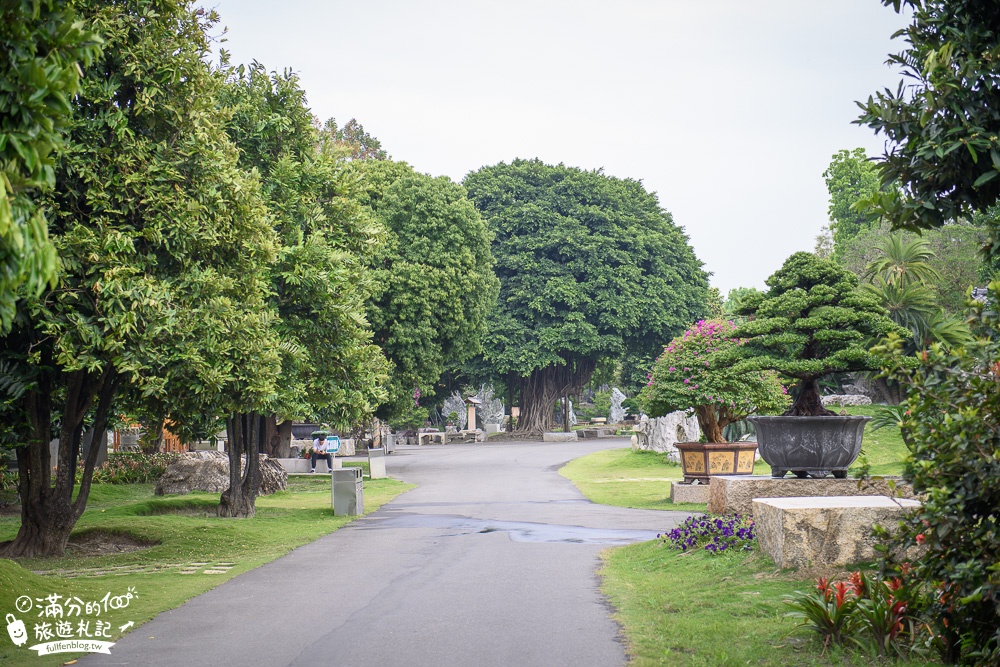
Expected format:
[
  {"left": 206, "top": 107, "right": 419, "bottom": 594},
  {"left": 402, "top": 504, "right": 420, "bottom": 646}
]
[{"left": 86, "top": 439, "right": 692, "bottom": 667}]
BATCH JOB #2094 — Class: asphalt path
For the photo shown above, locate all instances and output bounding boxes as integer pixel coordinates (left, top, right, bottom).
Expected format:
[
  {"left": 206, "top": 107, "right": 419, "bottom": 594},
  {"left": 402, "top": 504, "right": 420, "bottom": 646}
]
[{"left": 84, "top": 439, "right": 693, "bottom": 667}]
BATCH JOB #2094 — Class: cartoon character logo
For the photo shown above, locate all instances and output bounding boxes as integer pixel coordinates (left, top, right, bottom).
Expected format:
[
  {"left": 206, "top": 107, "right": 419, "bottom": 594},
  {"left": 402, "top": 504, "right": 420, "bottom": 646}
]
[{"left": 6, "top": 613, "right": 27, "bottom": 647}]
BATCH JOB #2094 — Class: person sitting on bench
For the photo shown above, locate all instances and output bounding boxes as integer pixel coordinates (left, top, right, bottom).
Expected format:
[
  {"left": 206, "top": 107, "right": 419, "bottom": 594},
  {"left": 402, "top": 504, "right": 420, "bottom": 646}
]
[{"left": 311, "top": 435, "right": 333, "bottom": 473}]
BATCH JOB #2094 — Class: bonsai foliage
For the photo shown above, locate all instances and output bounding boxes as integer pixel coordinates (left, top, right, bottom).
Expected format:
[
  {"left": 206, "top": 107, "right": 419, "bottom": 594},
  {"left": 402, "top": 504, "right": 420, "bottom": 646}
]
[
  {"left": 464, "top": 159, "right": 709, "bottom": 434},
  {"left": 875, "top": 282, "right": 1000, "bottom": 665},
  {"left": 639, "top": 319, "right": 788, "bottom": 443},
  {"left": 730, "top": 252, "right": 906, "bottom": 416}
]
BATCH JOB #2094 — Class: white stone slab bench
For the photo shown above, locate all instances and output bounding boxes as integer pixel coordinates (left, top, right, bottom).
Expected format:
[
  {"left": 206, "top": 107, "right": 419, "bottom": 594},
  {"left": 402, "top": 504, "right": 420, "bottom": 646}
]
[{"left": 754, "top": 495, "right": 920, "bottom": 568}]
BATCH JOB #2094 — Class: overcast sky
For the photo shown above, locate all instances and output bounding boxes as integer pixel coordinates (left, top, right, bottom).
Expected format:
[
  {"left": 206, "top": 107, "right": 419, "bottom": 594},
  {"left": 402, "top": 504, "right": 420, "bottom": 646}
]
[{"left": 210, "top": 0, "right": 909, "bottom": 296}]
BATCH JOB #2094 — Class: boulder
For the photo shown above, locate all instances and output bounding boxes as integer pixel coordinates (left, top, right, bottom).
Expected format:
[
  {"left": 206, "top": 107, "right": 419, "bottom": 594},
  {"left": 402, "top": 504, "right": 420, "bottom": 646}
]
[
  {"left": 631, "top": 412, "right": 700, "bottom": 461},
  {"left": 821, "top": 394, "right": 873, "bottom": 407},
  {"left": 155, "top": 451, "right": 287, "bottom": 496}
]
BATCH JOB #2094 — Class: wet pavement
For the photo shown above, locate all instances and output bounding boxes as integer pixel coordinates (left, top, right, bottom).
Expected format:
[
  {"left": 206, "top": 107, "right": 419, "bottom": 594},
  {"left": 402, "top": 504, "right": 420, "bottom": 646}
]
[{"left": 83, "top": 439, "right": 694, "bottom": 667}]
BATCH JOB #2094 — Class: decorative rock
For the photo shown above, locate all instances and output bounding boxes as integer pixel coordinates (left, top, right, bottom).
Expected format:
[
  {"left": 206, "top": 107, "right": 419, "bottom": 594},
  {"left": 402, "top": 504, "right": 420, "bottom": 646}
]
[
  {"left": 631, "top": 412, "right": 700, "bottom": 461},
  {"left": 609, "top": 388, "right": 627, "bottom": 423},
  {"left": 670, "top": 482, "right": 710, "bottom": 504},
  {"left": 708, "top": 475, "right": 915, "bottom": 516},
  {"left": 754, "top": 495, "right": 920, "bottom": 568},
  {"left": 155, "top": 451, "right": 287, "bottom": 496},
  {"left": 821, "top": 394, "right": 873, "bottom": 407},
  {"left": 543, "top": 431, "right": 578, "bottom": 442}
]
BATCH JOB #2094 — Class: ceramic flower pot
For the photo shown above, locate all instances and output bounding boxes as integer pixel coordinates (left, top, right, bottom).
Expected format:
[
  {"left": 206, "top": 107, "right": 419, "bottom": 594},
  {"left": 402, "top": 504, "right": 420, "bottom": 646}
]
[
  {"left": 747, "top": 415, "right": 870, "bottom": 479},
  {"left": 675, "top": 441, "right": 758, "bottom": 484}
]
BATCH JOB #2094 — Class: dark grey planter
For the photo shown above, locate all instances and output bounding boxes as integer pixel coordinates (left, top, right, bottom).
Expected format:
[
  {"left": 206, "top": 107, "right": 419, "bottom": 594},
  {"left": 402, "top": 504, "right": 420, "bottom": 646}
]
[{"left": 746, "top": 415, "right": 870, "bottom": 479}]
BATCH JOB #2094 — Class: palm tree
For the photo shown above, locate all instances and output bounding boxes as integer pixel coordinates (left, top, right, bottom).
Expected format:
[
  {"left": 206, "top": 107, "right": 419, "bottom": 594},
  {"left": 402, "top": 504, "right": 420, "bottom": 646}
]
[{"left": 864, "top": 233, "right": 941, "bottom": 287}]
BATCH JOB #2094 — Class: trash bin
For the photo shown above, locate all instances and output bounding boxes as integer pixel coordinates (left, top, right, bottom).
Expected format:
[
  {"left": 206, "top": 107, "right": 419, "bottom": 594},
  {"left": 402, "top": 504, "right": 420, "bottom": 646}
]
[
  {"left": 332, "top": 467, "right": 364, "bottom": 516},
  {"left": 368, "top": 446, "right": 387, "bottom": 479}
]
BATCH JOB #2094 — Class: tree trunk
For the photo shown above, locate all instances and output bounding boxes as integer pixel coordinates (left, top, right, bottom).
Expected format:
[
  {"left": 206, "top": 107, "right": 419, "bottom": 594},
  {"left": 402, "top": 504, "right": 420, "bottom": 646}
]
[
  {"left": 261, "top": 415, "right": 293, "bottom": 458},
  {"left": 219, "top": 412, "right": 263, "bottom": 518},
  {"left": 786, "top": 378, "right": 837, "bottom": 416},
  {"left": 516, "top": 359, "right": 596, "bottom": 436},
  {"left": 694, "top": 406, "right": 726, "bottom": 443},
  {"left": 872, "top": 377, "right": 901, "bottom": 405},
  {"left": 0, "top": 367, "right": 119, "bottom": 558}
]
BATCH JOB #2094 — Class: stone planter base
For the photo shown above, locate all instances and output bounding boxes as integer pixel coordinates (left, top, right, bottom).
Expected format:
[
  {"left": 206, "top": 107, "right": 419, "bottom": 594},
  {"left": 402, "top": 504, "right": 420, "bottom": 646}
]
[
  {"left": 676, "top": 441, "right": 757, "bottom": 484},
  {"left": 754, "top": 496, "right": 920, "bottom": 567},
  {"left": 708, "top": 475, "right": 916, "bottom": 516},
  {"left": 670, "top": 482, "right": 710, "bottom": 504}
]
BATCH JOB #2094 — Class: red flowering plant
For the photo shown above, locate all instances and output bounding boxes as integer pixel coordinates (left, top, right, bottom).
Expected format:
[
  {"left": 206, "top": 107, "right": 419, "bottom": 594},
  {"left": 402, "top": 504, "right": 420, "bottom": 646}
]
[{"left": 639, "top": 319, "right": 790, "bottom": 442}]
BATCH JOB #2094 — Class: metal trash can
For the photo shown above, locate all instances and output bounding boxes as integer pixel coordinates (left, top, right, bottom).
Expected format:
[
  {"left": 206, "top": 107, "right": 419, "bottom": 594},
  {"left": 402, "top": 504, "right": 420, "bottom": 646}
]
[{"left": 332, "top": 467, "right": 364, "bottom": 516}]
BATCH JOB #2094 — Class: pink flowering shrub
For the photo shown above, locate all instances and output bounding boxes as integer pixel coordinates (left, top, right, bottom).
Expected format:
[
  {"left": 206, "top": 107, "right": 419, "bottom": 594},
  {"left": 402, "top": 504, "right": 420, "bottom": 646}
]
[{"left": 638, "top": 319, "right": 789, "bottom": 442}]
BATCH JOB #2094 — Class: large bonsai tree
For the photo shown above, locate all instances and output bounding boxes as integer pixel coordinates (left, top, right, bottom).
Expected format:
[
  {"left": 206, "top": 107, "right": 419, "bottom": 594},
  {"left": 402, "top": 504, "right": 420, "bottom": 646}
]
[
  {"left": 730, "top": 252, "right": 905, "bottom": 416},
  {"left": 639, "top": 319, "right": 789, "bottom": 442}
]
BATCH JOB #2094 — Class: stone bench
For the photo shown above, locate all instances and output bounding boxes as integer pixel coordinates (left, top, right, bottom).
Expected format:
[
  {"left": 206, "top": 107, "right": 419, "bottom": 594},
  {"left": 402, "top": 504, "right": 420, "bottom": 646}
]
[
  {"left": 543, "top": 431, "right": 578, "bottom": 442},
  {"left": 709, "top": 475, "right": 915, "bottom": 516},
  {"left": 754, "top": 495, "right": 920, "bottom": 568},
  {"left": 275, "top": 458, "right": 341, "bottom": 473},
  {"left": 417, "top": 432, "right": 445, "bottom": 446}
]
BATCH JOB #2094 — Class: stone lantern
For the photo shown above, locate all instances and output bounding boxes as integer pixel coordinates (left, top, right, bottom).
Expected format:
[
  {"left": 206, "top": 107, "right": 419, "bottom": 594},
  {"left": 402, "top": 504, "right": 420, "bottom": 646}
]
[{"left": 464, "top": 396, "right": 482, "bottom": 431}]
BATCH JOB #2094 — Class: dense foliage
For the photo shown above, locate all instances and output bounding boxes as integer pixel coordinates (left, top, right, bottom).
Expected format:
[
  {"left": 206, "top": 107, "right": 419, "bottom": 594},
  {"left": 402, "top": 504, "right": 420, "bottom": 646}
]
[
  {"left": 350, "top": 160, "right": 498, "bottom": 425},
  {"left": 0, "top": 0, "right": 102, "bottom": 331},
  {"left": 876, "top": 282, "right": 1000, "bottom": 665},
  {"left": 824, "top": 148, "right": 883, "bottom": 258},
  {"left": 0, "top": 0, "right": 279, "bottom": 555},
  {"left": 859, "top": 1, "right": 1000, "bottom": 232},
  {"left": 464, "top": 159, "right": 708, "bottom": 433},
  {"left": 220, "top": 61, "right": 388, "bottom": 452},
  {"left": 730, "top": 252, "right": 906, "bottom": 416},
  {"left": 78, "top": 452, "right": 180, "bottom": 485},
  {"left": 639, "top": 319, "right": 788, "bottom": 442}
]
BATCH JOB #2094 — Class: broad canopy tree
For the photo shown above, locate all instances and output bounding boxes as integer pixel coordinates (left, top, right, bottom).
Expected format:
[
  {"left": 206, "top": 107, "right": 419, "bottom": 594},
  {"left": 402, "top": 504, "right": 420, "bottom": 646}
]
[
  {"left": 0, "top": 0, "right": 279, "bottom": 556},
  {"left": 464, "top": 159, "right": 709, "bottom": 435},
  {"left": 349, "top": 160, "right": 499, "bottom": 425}
]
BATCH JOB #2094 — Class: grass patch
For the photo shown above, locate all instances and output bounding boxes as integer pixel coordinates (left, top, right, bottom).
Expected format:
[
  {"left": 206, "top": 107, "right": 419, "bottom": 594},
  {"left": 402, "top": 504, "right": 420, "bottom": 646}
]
[
  {"left": 0, "top": 476, "right": 412, "bottom": 666},
  {"left": 600, "top": 541, "right": 937, "bottom": 666},
  {"left": 839, "top": 405, "right": 908, "bottom": 476},
  {"left": 560, "top": 449, "right": 705, "bottom": 512}
]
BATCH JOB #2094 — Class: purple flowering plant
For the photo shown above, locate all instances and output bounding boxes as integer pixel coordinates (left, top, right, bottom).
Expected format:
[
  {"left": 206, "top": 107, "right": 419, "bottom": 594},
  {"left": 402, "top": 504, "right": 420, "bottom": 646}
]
[
  {"left": 660, "top": 514, "right": 756, "bottom": 554},
  {"left": 638, "top": 319, "right": 789, "bottom": 442}
]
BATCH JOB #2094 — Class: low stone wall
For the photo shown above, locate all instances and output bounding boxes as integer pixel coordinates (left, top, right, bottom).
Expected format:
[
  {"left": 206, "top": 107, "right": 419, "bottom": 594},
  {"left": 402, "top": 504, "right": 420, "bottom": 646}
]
[
  {"left": 754, "top": 496, "right": 920, "bottom": 567},
  {"left": 543, "top": 431, "right": 578, "bottom": 442},
  {"left": 709, "top": 475, "right": 916, "bottom": 516},
  {"left": 821, "top": 394, "right": 872, "bottom": 406},
  {"left": 670, "top": 482, "right": 710, "bottom": 504}
]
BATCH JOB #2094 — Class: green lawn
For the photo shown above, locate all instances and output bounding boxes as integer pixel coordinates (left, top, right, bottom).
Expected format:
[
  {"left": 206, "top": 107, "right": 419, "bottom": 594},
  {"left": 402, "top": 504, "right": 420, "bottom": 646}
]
[
  {"left": 566, "top": 410, "right": 923, "bottom": 665},
  {"left": 0, "top": 476, "right": 412, "bottom": 666},
  {"left": 600, "top": 542, "right": 937, "bottom": 666},
  {"left": 559, "top": 448, "right": 706, "bottom": 512},
  {"left": 561, "top": 406, "right": 909, "bottom": 514}
]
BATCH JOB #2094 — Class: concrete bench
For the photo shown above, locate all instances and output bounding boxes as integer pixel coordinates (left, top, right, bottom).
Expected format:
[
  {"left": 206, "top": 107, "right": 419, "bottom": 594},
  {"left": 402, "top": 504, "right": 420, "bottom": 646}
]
[
  {"left": 754, "top": 495, "right": 920, "bottom": 568},
  {"left": 417, "top": 432, "right": 445, "bottom": 446},
  {"left": 543, "top": 431, "right": 578, "bottom": 442}
]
